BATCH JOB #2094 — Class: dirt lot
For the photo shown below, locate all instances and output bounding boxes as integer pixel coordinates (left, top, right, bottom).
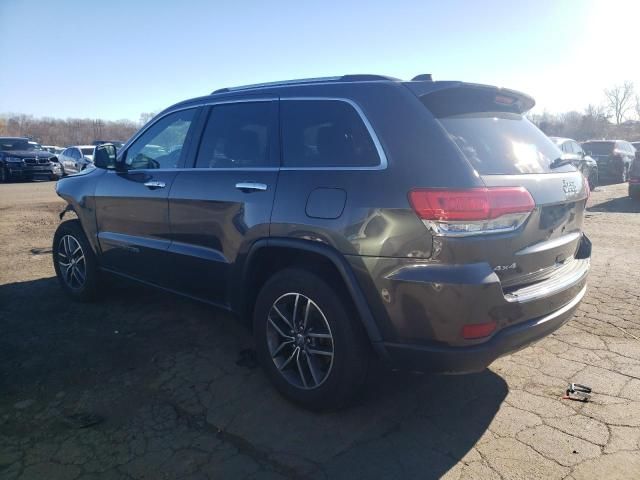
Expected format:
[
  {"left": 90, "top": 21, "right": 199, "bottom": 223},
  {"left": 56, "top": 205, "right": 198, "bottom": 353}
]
[{"left": 1, "top": 180, "right": 639, "bottom": 480}]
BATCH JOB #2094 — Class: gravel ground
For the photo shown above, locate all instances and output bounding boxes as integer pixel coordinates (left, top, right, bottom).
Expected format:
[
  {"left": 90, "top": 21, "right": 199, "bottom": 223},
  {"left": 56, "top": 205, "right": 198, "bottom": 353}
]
[{"left": 0, "top": 180, "right": 639, "bottom": 480}]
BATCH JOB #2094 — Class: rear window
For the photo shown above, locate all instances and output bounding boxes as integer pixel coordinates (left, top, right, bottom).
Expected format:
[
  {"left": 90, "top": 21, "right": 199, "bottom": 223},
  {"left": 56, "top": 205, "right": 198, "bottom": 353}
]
[
  {"left": 437, "top": 113, "right": 562, "bottom": 175},
  {"left": 582, "top": 142, "right": 614, "bottom": 155},
  {"left": 281, "top": 100, "right": 380, "bottom": 168}
]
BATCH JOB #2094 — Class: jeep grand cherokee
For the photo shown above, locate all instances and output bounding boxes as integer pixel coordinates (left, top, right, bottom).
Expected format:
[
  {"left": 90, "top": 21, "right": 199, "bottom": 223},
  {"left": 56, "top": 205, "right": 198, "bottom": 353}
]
[{"left": 52, "top": 74, "right": 591, "bottom": 410}]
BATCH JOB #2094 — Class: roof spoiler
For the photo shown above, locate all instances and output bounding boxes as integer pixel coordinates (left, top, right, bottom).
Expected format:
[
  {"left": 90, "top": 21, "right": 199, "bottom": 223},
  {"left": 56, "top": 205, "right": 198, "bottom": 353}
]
[{"left": 406, "top": 81, "right": 536, "bottom": 115}]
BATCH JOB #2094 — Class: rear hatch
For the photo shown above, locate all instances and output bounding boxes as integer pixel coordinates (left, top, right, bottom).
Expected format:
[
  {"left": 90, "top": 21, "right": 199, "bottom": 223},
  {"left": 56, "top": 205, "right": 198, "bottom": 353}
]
[
  {"left": 582, "top": 141, "right": 615, "bottom": 168},
  {"left": 414, "top": 84, "right": 589, "bottom": 290}
]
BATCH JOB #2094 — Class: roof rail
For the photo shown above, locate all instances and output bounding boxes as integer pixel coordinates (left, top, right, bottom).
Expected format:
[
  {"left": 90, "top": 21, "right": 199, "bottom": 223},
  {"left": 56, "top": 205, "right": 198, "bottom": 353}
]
[{"left": 211, "top": 74, "right": 399, "bottom": 94}]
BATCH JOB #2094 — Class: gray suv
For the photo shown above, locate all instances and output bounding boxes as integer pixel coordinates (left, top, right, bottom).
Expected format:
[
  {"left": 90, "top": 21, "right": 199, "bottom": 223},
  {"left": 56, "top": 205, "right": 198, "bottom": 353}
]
[{"left": 53, "top": 75, "right": 591, "bottom": 410}]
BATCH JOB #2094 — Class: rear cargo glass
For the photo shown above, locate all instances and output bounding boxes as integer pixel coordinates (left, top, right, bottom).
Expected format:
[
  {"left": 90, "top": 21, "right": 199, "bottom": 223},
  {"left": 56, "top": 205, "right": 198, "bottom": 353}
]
[
  {"left": 436, "top": 113, "right": 563, "bottom": 174},
  {"left": 582, "top": 142, "right": 614, "bottom": 155}
]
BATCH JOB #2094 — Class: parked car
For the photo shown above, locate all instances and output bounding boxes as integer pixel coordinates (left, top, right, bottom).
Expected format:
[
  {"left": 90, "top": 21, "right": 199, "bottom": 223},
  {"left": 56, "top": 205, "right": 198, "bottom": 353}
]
[
  {"left": 0, "top": 137, "right": 62, "bottom": 182},
  {"left": 53, "top": 75, "right": 591, "bottom": 410},
  {"left": 93, "top": 140, "right": 125, "bottom": 150},
  {"left": 550, "top": 137, "right": 598, "bottom": 189},
  {"left": 581, "top": 140, "right": 636, "bottom": 183},
  {"left": 58, "top": 145, "right": 96, "bottom": 175}
]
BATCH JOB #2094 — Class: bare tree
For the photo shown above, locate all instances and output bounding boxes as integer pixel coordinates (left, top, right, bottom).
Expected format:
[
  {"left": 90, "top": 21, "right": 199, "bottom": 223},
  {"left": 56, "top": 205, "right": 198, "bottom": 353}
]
[
  {"left": 636, "top": 95, "right": 640, "bottom": 120},
  {"left": 604, "top": 81, "right": 635, "bottom": 125},
  {"left": 139, "top": 112, "right": 156, "bottom": 126}
]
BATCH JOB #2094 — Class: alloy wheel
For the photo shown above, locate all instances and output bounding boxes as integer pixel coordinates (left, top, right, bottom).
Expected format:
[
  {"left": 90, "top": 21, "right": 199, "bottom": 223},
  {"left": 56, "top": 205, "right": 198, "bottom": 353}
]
[
  {"left": 266, "top": 293, "right": 334, "bottom": 390},
  {"left": 57, "top": 235, "right": 86, "bottom": 290}
]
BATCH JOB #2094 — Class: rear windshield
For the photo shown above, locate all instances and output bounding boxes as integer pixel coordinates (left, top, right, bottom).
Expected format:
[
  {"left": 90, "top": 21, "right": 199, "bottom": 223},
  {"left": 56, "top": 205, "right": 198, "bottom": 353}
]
[
  {"left": 437, "top": 113, "right": 563, "bottom": 174},
  {"left": 582, "top": 142, "right": 614, "bottom": 155}
]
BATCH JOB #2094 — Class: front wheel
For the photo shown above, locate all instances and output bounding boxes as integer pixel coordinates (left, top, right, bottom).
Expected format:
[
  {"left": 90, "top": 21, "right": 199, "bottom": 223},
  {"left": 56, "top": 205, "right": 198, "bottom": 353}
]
[
  {"left": 0, "top": 166, "right": 8, "bottom": 183},
  {"left": 588, "top": 169, "right": 598, "bottom": 190},
  {"left": 253, "top": 268, "right": 370, "bottom": 410},
  {"left": 52, "top": 220, "right": 100, "bottom": 302},
  {"left": 620, "top": 165, "right": 629, "bottom": 183}
]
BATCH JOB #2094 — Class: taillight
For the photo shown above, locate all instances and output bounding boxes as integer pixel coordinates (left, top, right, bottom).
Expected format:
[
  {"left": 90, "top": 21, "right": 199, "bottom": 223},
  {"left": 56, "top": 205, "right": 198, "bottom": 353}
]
[
  {"left": 408, "top": 187, "right": 534, "bottom": 236},
  {"left": 582, "top": 174, "right": 590, "bottom": 199}
]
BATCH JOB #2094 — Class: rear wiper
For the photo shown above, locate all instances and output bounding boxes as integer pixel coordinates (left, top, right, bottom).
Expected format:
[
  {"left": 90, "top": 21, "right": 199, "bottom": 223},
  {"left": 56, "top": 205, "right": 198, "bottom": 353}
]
[{"left": 550, "top": 156, "right": 573, "bottom": 169}]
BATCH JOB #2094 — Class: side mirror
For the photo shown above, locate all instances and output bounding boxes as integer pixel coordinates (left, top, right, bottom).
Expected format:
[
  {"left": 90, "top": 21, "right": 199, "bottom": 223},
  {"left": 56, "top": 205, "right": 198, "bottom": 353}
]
[{"left": 93, "top": 144, "right": 118, "bottom": 169}]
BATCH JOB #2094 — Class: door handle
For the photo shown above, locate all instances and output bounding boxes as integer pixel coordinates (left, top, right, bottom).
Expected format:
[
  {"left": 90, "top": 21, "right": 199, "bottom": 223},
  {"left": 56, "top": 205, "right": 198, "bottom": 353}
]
[
  {"left": 235, "top": 182, "right": 268, "bottom": 192},
  {"left": 144, "top": 180, "right": 166, "bottom": 189}
]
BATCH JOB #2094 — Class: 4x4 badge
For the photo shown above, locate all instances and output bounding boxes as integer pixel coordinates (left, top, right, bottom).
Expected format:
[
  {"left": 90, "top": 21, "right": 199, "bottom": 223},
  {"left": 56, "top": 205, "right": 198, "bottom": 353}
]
[{"left": 562, "top": 179, "right": 577, "bottom": 195}]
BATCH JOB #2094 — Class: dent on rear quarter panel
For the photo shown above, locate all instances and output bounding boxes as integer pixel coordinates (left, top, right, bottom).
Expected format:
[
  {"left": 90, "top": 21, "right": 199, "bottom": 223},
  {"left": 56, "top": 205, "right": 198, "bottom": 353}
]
[
  {"left": 270, "top": 81, "right": 480, "bottom": 260},
  {"left": 55, "top": 169, "right": 104, "bottom": 254}
]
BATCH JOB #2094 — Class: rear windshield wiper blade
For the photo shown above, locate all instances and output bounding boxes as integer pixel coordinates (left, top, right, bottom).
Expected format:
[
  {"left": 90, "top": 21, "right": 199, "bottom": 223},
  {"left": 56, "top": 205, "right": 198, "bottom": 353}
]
[{"left": 550, "top": 157, "right": 573, "bottom": 169}]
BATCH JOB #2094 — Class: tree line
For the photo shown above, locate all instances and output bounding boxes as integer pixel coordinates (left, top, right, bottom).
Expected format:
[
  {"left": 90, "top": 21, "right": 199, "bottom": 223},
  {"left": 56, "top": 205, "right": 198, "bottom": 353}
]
[
  {"left": 530, "top": 81, "right": 640, "bottom": 141},
  {"left": 0, "top": 112, "right": 156, "bottom": 147}
]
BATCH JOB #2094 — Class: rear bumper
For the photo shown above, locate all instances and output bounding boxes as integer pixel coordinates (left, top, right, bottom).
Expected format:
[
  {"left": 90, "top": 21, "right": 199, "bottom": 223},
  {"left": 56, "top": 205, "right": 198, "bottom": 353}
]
[
  {"left": 350, "top": 234, "right": 591, "bottom": 373},
  {"left": 381, "top": 285, "right": 585, "bottom": 373},
  {"left": 596, "top": 160, "right": 627, "bottom": 177}
]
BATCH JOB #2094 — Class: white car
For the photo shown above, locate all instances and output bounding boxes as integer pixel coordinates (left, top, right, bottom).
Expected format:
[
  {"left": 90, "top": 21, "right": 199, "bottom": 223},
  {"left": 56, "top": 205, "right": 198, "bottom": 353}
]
[{"left": 58, "top": 145, "right": 95, "bottom": 175}]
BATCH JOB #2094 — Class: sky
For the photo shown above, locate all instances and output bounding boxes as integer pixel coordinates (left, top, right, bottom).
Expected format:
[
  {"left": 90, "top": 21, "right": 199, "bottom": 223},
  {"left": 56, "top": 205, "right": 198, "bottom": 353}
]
[{"left": 1, "top": 0, "right": 639, "bottom": 121}]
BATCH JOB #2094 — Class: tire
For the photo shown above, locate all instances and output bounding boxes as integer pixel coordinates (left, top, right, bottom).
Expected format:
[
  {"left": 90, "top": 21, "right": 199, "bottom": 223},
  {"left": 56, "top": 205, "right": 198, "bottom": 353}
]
[
  {"left": 620, "top": 165, "right": 629, "bottom": 183},
  {"left": 52, "top": 220, "right": 100, "bottom": 302},
  {"left": 588, "top": 169, "right": 598, "bottom": 190},
  {"left": 253, "top": 268, "right": 370, "bottom": 411},
  {"left": 0, "top": 166, "right": 8, "bottom": 183}
]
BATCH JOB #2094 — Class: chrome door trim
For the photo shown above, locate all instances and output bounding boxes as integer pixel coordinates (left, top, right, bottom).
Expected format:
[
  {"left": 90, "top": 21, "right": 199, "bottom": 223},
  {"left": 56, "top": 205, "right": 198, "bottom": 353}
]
[{"left": 121, "top": 97, "right": 388, "bottom": 173}]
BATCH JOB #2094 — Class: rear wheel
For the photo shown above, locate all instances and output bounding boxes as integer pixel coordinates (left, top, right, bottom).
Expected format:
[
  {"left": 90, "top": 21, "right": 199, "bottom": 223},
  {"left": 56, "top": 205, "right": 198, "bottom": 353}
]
[
  {"left": 0, "top": 166, "right": 8, "bottom": 183},
  {"left": 52, "top": 220, "right": 100, "bottom": 302},
  {"left": 253, "top": 268, "right": 370, "bottom": 410}
]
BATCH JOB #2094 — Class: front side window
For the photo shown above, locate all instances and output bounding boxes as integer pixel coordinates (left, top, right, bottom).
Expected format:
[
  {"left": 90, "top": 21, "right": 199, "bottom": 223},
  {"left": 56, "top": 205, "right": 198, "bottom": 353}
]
[
  {"left": 281, "top": 100, "right": 380, "bottom": 168},
  {"left": 125, "top": 109, "right": 196, "bottom": 170},
  {"left": 195, "top": 102, "right": 275, "bottom": 168}
]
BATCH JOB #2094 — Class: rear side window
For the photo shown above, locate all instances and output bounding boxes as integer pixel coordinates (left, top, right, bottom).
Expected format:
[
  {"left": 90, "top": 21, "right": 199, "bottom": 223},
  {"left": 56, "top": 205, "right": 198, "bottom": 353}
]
[
  {"left": 281, "top": 100, "right": 380, "bottom": 168},
  {"left": 196, "top": 101, "right": 275, "bottom": 168},
  {"left": 437, "top": 113, "right": 562, "bottom": 174}
]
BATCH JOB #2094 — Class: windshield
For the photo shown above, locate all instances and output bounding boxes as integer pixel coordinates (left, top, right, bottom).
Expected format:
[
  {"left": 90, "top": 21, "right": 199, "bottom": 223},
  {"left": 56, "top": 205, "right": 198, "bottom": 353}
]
[
  {"left": 437, "top": 113, "right": 565, "bottom": 174},
  {"left": 0, "top": 139, "right": 34, "bottom": 151},
  {"left": 582, "top": 142, "right": 614, "bottom": 155},
  {"left": 81, "top": 147, "right": 94, "bottom": 156}
]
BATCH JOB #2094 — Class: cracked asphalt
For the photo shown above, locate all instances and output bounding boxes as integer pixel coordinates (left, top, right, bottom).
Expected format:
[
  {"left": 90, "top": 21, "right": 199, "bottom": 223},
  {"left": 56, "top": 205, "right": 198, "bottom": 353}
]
[{"left": 1, "top": 180, "right": 639, "bottom": 480}]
